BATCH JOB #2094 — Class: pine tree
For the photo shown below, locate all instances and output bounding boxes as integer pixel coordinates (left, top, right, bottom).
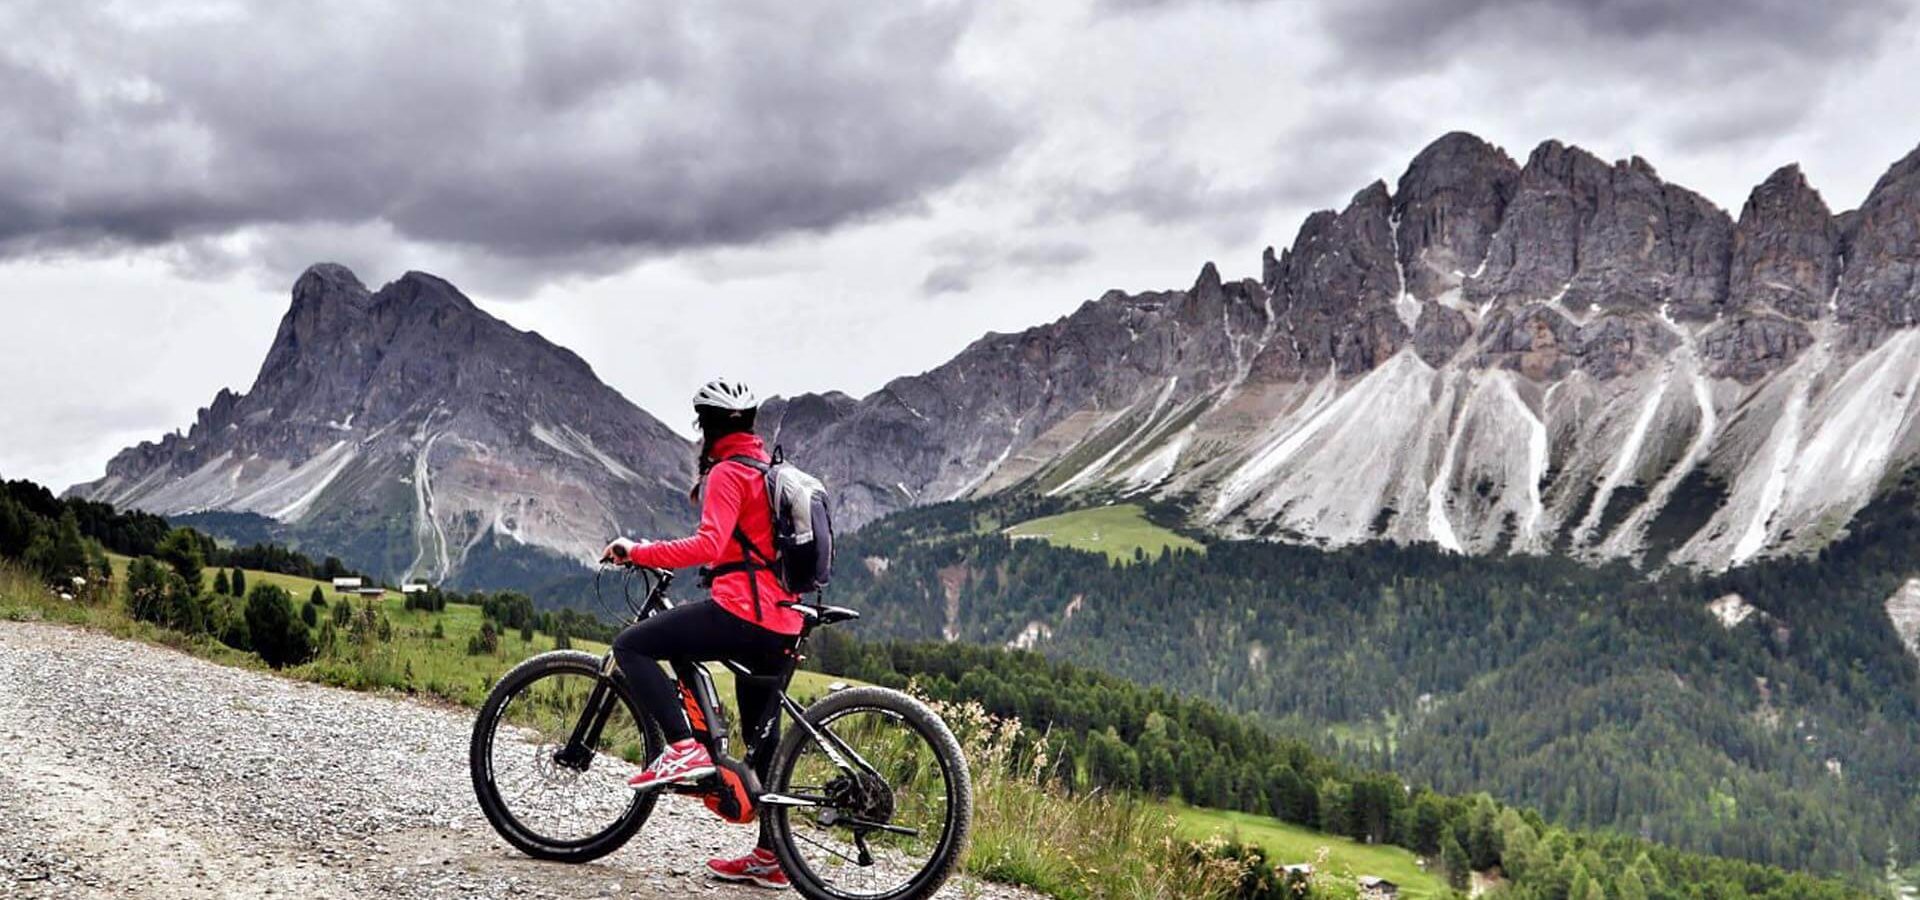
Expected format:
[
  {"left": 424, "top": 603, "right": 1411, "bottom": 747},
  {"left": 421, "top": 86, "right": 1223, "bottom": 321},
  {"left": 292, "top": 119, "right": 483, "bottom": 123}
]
[
  {"left": 1441, "top": 831, "right": 1471, "bottom": 890},
  {"left": 1468, "top": 795, "right": 1502, "bottom": 870},
  {"left": 153, "top": 529, "right": 203, "bottom": 589},
  {"left": 244, "top": 584, "right": 313, "bottom": 668},
  {"left": 230, "top": 567, "right": 246, "bottom": 597},
  {"left": 213, "top": 570, "right": 230, "bottom": 596},
  {"left": 309, "top": 585, "right": 325, "bottom": 607},
  {"left": 1569, "top": 868, "right": 1606, "bottom": 900},
  {"left": 301, "top": 601, "right": 319, "bottom": 628},
  {"left": 30, "top": 509, "right": 93, "bottom": 585}
]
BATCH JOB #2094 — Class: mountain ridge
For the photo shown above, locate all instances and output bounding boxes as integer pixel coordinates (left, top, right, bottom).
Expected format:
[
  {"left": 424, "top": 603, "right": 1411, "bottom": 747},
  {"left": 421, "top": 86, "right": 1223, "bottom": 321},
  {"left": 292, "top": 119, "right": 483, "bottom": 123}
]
[
  {"left": 767, "top": 130, "right": 1920, "bottom": 572},
  {"left": 73, "top": 129, "right": 1920, "bottom": 580}
]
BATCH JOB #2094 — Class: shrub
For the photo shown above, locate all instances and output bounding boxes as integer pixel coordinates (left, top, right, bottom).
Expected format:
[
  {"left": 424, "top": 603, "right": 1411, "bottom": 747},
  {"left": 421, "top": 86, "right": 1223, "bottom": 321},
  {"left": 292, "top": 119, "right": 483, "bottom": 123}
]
[
  {"left": 155, "top": 529, "right": 204, "bottom": 589},
  {"left": 467, "top": 620, "right": 500, "bottom": 656},
  {"left": 125, "top": 556, "right": 200, "bottom": 633},
  {"left": 211, "top": 597, "right": 250, "bottom": 651},
  {"left": 27, "top": 509, "right": 93, "bottom": 586},
  {"left": 309, "top": 585, "right": 325, "bottom": 607},
  {"left": 245, "top": 584, "right": 313, "bottom": 668},
  {"left": 229, "top": 567, "right": 246, "bottom": 597},
  {"left": 213, "top": 570, "right": 230, "bottom": 596},
  {"left": 301, "top": 601, "right": 319, "bottom": 628}
]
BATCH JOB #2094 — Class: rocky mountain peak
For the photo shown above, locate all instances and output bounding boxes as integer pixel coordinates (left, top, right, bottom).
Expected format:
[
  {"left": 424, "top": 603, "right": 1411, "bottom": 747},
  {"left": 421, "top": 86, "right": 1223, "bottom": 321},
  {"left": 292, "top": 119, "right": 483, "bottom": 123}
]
[
  {"left": 1467, "top": 136, "right": 1732, "bottom": 328},
  {"left": 1261, "top": 246, "right": 1282, "bottom": 292},
  {"left": 1730, "top": 163, "right": 1838, "bottom": 320},
  {"left": 74, "top": 266, "right": 693, "bottom": 587},
  {"left": 291, "top": 262, "right": 371, "bottom": 308},
  {"left": 1835, "top": 143, "right": 1920, "bottom": 346},
  {"left": 1394, "top": 131, "right": 1520, "bottom": 301},
  {"left": 1193, "top": 260, "right": 1223, "bottom": 295}
]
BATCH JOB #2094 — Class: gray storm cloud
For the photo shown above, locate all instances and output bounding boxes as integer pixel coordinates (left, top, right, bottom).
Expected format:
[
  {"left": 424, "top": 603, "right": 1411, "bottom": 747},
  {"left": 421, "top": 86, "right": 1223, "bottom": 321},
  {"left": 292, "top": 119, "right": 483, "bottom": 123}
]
[{"left": 0, "top": 1, "right": 1019, "bottom": 279}]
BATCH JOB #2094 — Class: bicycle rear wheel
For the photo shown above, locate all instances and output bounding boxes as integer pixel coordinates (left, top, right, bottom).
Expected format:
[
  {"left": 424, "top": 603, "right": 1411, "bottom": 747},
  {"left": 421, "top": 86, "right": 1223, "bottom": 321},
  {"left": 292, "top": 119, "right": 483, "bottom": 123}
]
[
  {"left": 764, "top": 686, "right": 973, "bottom": 900},
  {"left": 470, "top": 650, "right": 664, "bottom": 862}
]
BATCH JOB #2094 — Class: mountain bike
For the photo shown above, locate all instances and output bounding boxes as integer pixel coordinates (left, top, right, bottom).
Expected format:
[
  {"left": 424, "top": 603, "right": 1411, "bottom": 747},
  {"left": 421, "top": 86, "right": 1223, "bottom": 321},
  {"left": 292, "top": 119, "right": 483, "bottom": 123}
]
[{"left": 470, "top": 565, "right": 972, "bottom": 900}]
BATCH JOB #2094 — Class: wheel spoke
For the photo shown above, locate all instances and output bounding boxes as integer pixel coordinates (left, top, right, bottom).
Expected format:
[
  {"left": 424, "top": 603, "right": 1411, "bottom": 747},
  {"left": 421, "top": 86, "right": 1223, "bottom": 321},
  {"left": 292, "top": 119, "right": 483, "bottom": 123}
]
[{"left": 475, "top": 663, "right": 656, "bottom": 853}]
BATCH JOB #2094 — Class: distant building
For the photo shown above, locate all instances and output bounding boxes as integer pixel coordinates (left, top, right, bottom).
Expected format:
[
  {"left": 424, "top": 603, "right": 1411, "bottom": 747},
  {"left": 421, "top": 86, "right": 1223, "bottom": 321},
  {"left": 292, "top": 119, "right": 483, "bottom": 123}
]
[
  {"left": 1358, "top": 875, "right": 1398, "bottom": 899},
  {"left": 331, "top": 577, "right": 363, "bottom": 592},
  {"left": 400, "top": 583, "right": 430, "bottom": 594},
  {"left": 353, "top": 587, "right": 387, "bottom": 598}
]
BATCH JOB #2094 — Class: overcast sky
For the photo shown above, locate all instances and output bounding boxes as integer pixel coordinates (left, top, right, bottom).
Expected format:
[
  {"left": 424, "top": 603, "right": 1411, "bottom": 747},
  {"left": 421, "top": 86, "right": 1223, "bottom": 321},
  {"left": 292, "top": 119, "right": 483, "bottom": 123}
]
[{"left": 3, "top": 0, "right": 1918, "bottom": 491}]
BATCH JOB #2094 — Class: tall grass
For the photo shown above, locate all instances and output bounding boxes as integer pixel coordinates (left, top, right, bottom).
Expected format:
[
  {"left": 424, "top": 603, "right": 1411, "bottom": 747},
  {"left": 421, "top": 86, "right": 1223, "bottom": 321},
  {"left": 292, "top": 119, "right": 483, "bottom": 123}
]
[{"left": 928, "top": 693, "right": 1254, "bottom": 899}]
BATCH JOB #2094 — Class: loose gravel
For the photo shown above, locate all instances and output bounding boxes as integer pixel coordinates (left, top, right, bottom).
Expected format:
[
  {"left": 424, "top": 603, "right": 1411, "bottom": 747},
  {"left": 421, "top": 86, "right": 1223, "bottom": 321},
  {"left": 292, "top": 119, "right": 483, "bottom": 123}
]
[{"left": 0, "top": 622, "right": 1029, "bottom": 900}]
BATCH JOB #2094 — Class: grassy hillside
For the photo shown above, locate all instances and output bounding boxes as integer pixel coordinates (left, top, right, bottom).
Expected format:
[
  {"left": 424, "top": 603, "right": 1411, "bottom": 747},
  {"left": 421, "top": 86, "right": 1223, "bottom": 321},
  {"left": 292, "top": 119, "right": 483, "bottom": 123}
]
[
  {"left": 1004, "top": 503, "right": 1203, "bottom": 563},
  {"left": 1168, "top": 803, "right": 1445, "bottom": 899},
  {"left": 97, "top": 553, "right": 844, "bottom": 708}
]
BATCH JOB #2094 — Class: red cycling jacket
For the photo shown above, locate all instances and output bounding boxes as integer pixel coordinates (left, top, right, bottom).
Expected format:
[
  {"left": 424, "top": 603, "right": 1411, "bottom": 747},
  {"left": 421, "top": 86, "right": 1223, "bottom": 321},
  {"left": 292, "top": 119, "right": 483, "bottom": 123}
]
[{"left": 625, "top": 431, "right": 803, "bottom": 635}]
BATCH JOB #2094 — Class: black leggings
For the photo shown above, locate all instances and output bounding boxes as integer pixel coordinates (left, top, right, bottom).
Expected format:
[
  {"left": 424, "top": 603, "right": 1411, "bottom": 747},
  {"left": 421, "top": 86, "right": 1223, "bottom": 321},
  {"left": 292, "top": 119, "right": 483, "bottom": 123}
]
[{"left": 611, "top": 600, "right": 793, "bottom": 752}]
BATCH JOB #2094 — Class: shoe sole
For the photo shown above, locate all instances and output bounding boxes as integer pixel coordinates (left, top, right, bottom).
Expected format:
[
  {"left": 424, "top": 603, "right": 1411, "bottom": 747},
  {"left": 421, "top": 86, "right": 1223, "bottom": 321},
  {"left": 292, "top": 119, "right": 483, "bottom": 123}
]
[
  {"left": 629, "top": 764, "right": 717, "bottom": 792},
  {"left": 707, "top": 870, "right": 789, "bottom": 890}
]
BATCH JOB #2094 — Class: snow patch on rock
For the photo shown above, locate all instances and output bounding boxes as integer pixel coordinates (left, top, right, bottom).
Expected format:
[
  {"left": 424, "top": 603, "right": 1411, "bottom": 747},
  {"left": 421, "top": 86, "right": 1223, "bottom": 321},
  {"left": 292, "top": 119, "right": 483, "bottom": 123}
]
[
  {"left": 1886, "top": 579, "right": 1920, "bottom": 661},
  {"left": 1708, "top": 593, "right": 1761, "bottom": 628}
]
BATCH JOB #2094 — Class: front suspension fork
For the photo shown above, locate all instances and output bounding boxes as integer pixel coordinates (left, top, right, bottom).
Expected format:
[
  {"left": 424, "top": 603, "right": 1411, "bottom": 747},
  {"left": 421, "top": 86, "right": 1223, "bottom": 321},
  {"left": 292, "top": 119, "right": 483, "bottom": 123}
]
[{"left": 554, "top": 662, "right": 622, "bottom": 770}]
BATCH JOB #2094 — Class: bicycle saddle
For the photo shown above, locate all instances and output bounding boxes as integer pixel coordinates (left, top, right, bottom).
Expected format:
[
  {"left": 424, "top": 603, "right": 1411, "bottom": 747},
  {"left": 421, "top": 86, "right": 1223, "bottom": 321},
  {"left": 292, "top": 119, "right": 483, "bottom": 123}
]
[{"left": 794, "top": 603, "right": 860, "bottom": 626}]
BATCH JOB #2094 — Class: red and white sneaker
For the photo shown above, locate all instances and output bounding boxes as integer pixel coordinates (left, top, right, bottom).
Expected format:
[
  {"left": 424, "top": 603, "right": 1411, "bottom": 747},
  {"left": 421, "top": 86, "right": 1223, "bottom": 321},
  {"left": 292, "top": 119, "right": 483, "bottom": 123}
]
[
  {"left": 627, "top": 739, "right": 716, "bottom": 791},
  {"left": 707, "top": 848, "right": 788, "bottom": 890}
]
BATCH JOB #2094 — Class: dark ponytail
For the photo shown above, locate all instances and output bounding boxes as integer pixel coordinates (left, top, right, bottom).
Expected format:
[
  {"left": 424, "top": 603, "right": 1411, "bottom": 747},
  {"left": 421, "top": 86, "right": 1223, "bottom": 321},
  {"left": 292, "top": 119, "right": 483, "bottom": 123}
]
[{"left": 690, "top": 405, "right": 757, "bottom": 502}]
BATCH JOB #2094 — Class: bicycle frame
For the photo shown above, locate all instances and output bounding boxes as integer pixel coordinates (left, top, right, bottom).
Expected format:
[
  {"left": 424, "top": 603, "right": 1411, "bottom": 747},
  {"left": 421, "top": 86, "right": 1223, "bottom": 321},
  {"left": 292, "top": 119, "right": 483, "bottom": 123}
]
[{"left": 561, "top": 567, "right": 888, "bottom": 816}]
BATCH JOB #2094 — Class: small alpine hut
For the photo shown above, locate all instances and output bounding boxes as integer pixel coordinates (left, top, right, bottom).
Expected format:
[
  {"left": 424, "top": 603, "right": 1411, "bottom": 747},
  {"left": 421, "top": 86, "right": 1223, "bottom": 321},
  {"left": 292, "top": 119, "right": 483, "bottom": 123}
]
[
  {"left": 1358, "top": 875, "right": 1399, "bottom": 899},
  {"left": 331, "top": 577, "right": 364, "bottom": 594}
]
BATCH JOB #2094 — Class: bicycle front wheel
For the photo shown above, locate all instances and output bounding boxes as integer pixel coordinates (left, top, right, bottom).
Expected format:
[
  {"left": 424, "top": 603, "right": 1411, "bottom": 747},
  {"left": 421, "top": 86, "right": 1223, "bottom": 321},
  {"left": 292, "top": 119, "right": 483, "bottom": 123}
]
[
  {"left": 765, "top": 686, "right": 973, "bottom": 900},
  {"left": 470, "top": 650, "right": 664, "bottom": 863}
]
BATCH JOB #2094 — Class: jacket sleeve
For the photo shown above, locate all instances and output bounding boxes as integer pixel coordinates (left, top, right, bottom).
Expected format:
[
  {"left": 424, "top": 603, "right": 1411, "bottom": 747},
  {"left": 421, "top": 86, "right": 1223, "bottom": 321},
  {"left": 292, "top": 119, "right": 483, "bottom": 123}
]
[{"left": 626, "top": 465, "right": 746, "bottom": 571}]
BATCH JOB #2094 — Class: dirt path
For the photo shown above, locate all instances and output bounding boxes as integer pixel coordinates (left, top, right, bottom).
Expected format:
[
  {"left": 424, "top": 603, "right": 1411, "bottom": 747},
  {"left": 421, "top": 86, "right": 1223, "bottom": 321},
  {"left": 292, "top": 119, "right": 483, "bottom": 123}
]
[{"left": 0, "top": 622, "right": 1017, "bottom": 900}]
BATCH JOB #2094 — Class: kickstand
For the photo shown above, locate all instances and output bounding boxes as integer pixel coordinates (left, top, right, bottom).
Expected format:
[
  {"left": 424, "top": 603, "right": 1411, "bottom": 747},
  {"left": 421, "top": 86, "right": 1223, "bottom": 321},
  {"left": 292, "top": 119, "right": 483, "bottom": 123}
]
[{"left": 853, "top": 831, "right": 875, "bottom": 867}]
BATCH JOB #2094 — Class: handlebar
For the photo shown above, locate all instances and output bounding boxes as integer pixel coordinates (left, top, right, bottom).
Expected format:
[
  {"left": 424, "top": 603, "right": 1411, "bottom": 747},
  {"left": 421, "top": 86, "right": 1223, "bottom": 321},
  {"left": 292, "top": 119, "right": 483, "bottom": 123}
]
[
  {"left": 603, "top": 559, "right": 671, "bottom": 578},
  {"left": 593, "top": 561, "right": 675, "bottom": 623}
]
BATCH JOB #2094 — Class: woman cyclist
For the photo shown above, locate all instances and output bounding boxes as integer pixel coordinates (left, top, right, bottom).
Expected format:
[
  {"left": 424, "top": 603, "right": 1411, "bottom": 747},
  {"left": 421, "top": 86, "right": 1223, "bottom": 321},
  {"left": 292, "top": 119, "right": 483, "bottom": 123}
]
[{"left": 599, "top": 377, "right": 800, "bottom": 890}]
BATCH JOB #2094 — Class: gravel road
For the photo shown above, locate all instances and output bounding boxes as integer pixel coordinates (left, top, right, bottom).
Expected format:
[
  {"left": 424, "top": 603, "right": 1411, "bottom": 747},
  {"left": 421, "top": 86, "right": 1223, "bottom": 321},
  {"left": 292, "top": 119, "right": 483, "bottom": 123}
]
[{"left": 0, "top": 622, "right": 1024, "bottom": 900}]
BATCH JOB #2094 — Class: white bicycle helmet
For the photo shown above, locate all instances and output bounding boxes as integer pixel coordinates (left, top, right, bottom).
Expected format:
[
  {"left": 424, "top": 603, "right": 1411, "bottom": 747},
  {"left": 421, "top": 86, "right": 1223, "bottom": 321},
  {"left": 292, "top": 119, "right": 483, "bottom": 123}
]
[{"left": 692, "top": 378, "right": 758, "bottom": 412}]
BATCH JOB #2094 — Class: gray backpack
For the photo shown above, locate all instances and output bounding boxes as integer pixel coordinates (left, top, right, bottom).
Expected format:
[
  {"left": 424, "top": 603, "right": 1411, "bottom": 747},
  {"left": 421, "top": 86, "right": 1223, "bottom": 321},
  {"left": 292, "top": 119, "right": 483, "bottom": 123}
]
[{"left": 724, "top": 448, "right": 835, "bottom": 601}]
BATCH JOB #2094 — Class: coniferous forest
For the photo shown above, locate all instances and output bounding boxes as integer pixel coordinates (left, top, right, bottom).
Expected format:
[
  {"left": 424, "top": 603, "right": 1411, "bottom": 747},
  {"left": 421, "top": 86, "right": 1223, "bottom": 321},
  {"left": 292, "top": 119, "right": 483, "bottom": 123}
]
[{"left": 823, "top": 484, "right": 1920, "bottom": 882}]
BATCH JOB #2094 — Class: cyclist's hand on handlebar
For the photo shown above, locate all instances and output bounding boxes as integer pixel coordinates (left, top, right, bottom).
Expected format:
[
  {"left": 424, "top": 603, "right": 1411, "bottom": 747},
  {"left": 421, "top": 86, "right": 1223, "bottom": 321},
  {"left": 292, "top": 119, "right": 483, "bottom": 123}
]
[{"left": 599, "top": 537, "right": 650, "bottom": 566}]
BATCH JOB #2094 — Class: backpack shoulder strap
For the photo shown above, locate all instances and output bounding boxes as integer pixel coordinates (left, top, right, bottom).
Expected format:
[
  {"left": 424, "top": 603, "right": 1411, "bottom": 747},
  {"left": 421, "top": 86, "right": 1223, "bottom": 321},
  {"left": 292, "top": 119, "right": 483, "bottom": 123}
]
[
  {"left": 724, "top": 453, "right": 768, "bottom": 469},
  {"left": 711, "top": 453, "right": 778, "bottom": 620}
]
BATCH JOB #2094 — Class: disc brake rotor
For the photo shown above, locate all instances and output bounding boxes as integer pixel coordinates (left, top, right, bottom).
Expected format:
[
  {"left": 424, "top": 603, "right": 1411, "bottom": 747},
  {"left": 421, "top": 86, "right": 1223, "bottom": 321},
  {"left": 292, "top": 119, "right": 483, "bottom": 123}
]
[{"left": 823, "top": 770, "right": 895, "bottom": 825}]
